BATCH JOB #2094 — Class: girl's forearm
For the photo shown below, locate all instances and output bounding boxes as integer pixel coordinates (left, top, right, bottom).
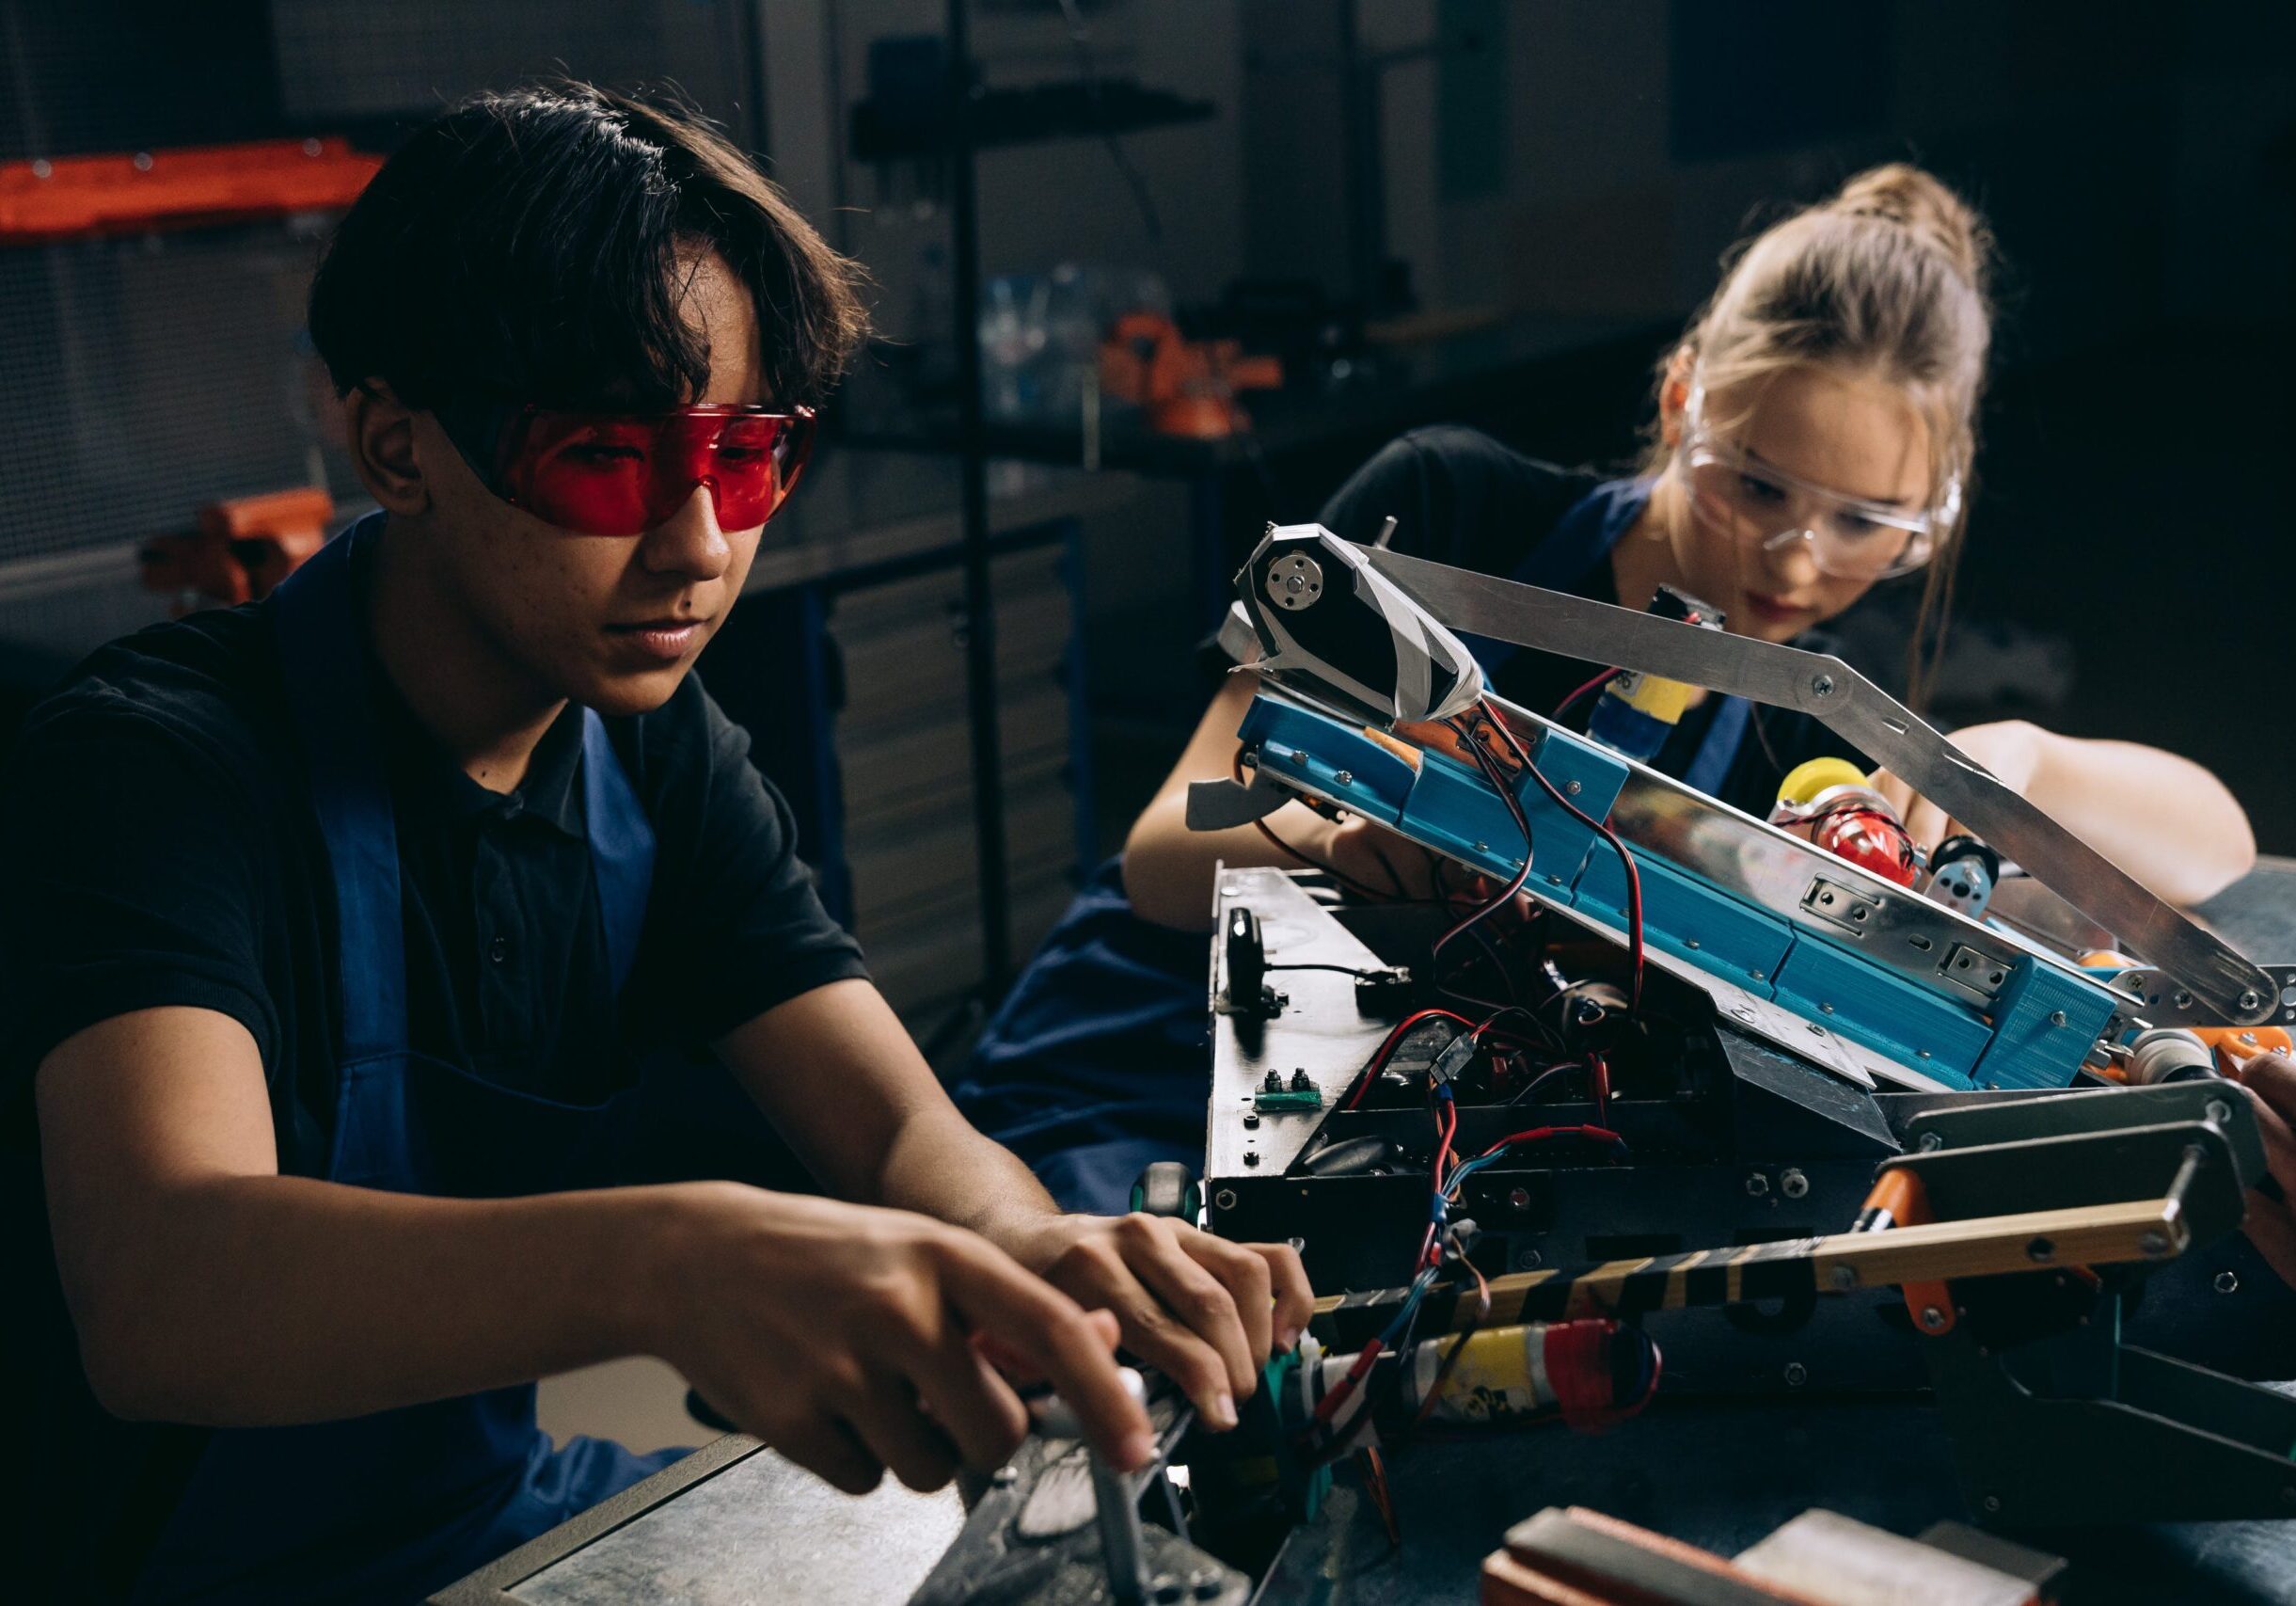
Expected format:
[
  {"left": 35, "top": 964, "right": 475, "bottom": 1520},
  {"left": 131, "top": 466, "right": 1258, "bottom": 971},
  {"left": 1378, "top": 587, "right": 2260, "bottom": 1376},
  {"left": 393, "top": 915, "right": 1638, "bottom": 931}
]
[{"left": 2027, "top": 734, "right": 2256, "bottom": 907}]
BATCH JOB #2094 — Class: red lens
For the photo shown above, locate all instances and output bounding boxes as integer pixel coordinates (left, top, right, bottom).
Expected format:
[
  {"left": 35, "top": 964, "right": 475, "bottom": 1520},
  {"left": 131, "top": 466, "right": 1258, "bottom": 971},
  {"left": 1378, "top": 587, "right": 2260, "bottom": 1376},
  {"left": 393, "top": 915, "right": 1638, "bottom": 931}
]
[{"left": 498, "top": 405, "right": 815, "bottom": 537}]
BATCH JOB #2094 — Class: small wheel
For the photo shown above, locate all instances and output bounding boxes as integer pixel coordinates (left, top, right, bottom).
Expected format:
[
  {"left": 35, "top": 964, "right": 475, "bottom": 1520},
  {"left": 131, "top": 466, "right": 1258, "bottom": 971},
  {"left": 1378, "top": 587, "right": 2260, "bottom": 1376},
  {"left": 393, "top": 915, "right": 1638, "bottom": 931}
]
[{"left": 1131, "top": 1160, "right": 1201, "bottom": 1221}]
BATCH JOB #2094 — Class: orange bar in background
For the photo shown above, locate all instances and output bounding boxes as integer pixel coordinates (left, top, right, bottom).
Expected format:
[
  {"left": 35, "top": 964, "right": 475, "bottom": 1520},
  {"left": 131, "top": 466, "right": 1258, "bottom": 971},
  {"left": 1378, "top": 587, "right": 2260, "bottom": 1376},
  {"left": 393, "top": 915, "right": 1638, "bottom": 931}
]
[{"left": 0, "top": 137, "right": 380, "bottom": 246}]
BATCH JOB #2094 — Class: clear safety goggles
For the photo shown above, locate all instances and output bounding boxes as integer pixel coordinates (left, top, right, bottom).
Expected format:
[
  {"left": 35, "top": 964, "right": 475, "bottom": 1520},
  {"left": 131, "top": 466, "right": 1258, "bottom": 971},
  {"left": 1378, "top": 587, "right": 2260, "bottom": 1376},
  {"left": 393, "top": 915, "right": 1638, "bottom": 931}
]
[{"left": 1677, "top": 403, "right": 1955, "bottom": 582}]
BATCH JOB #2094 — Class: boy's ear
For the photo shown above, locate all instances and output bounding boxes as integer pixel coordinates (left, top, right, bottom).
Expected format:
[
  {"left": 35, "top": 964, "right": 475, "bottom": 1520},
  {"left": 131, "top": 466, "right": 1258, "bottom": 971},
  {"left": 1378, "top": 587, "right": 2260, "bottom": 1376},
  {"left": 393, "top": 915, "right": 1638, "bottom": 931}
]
[
  {"left": 1656, "top": 347, "right": 1695, "bottom": 449},
  {"left": 343, "top": 382, "right": 430, "bottom": 516}
]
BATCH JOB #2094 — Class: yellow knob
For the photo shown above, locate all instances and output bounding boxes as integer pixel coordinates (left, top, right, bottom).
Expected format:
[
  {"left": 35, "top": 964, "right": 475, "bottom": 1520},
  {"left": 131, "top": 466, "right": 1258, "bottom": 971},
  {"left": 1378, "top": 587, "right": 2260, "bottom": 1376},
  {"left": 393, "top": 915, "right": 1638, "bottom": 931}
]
[{"left": 1775, "top": 756, "right": 1868, "bottom": 807}]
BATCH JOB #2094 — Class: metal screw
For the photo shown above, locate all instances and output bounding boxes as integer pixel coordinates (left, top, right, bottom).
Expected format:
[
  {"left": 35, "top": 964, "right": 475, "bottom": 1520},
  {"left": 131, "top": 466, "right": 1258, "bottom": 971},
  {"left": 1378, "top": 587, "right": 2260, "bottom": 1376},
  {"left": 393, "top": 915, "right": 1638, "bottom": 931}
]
[
  {"left": 1565, "top": 779, "right": 1582, "bottom": 796},
  {"left": 991, "top": 1464, "right": 1019, "bottom": 1487},
  {"left": 1745, "top": 1171, "right": 1771, "bottom": 1198},
  {"left": 1783, "top": 1361, "right": 1808, "bottom": 1387},
  {"left": 1750, "top": 970, "right": 1766, "bottom": 982},
  {"left": 1918, "top": 1049, "right": 1933, "bottom": 1059},
  {"left": 1811, "top": 674, "right": 1835, "bottom": 697},
  {"left": 2048, "top": 1010, "right": 2068, "bottom": 1027},
  {"left": 2216, "top": 1270, "right": 2241, "bottom": 1295},
  {"left": 1920, "top": 1306, "right": 1948, "bottom": 1331},
  {"left": 2139, "top": 1230, "right": 2170, "bottom": 1256},
  {"left": 1514, "top": 1247, "right": 1544, "bottom": 1270},
  {"left": 1242, "top": 1111, "right": 1259, "bottom": 1128},
  {"left": 1213, "top": 1188, "right": 1238, "bottom": 1210},
  {"left": 1243, "top": 1150, "right": 1260, "bottom": 1167},
  {"left": 132, "top": 151, "right": 153, "bottom": 171},
  {"left": 1819, "top": 1002, "right": 1835, "bottom": 1014},
  {"left": 1333, "top": 770, "right": 1352, "bottom": 786},
  {"left": 2026, "top": 1236, "right": 2054, "bottom": 1263},
  {"left": 2206, "top": 1099, "right": 2233, "bottom": 1126},
  {"left": 1781, "top": 1169, "right": 1809, "bottom": 1199},
  {"left": 1918, "top": 1132, "right": 1944, "bottom": 1152},
  {"left": 2240, "top": 990, "right": 2263, "bottom": 1013},
  {"left": 1686, "top": 939, "right": 1701, "bottom": 950},
  {"left": 1474, "top": 841, "right": 1489, "bottom": 852},
  {"left": 1981, "top": 1493, "right": 2003, "bottom": 1516},
  {"left": 1507, "top": 1186, "right": 1531, "bottom": 1212},
  {"left": 1290, "top": 1068, "right": 1314, "bottom": 1092},
  {"left": 1828, "top": 1265, "right": 1856, "bottom": 1290},
  {"left": 31, "top": 158, "right": 53, "bottom": 179}
]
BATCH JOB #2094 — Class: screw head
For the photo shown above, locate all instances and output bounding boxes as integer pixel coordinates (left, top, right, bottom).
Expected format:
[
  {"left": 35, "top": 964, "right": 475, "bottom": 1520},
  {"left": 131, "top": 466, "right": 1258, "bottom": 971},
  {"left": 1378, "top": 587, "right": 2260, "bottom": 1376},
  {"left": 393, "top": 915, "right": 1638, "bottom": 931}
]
[
  {"left": 1920, "top": 1305, "right": 1948, "bottom": 1331},
  {"left": 2206, "top": 1099, "right": 2233, "bottom": 1126},
  {"left": 1780, "top": 1169, "right": 1810, "bottom": 1200},
  {"left": 1508, "top": 1186, "right": 1532, "bottom": 1211},
  {"left": 2216, "top": 1270, "right": 2241, "bottom": 1295},
  {"left": 1565, "top": 779, "right": 1582, "bottom": 795},
  {"left": 2240, "top": 990, "right": 2263, "bottom": 1013},
  {"left": 1783, "top": 1361, "right": 1808, "bottom": 1387},
  {"left": 2139, "top": 1230, "right": 2170, "bottom": 1256},
  {"left": 1918, "top": 1132, "right": 1944, "bottom": 1152},
  {"left": 1745, "top": 1171, "right": 1771, "bottom": 1198},
  {"left": 1333, "top": 770, "right": 1353, "bottom": 786},
  {"left": 1242, "top": 1111, "right": 1259, "bottom": 1128},
  {"left": 1243, "top": 1150, "right": 1260, "bottom": 1167},
  {"left": 1828, "top": 1265, "right": 1856, "bottom": 1290},
  {"left": 2026, "top": 1236, "right": 2054, "bottom": 1263},
  {"left": 1981, "top": 1493, "right": 2003, "bottom": 1516},
  {"left": 1514, "top": 1247, "right": 1544, "bottom": 1270},
  {"left": 2049, "top": 1010, "right": 2068, "bottom": 1027},
  {"left": 1213, "top": 1188, "right": 1238, "bottom": 1210},
  {"left": 132, "top": 151, "right": 154, "bottom": 171},
  {"left": 30, "top": 158, "right": 53, "bottom": 178},
  {"left": 1811, "top": 674, "right": 1835, "bottom": 696},
  {"left": 991, "top": 1464, "right": 1019, "bottom": 1487}
]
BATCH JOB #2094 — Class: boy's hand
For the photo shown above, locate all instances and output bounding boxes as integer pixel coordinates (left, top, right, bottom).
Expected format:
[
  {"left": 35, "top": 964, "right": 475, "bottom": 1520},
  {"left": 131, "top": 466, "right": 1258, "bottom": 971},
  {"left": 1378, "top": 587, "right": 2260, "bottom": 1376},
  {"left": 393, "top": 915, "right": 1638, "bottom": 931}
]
[
  {"left": 646, "top": 1185, "right": 1156, "bottom": 1494},
  {"left": 997, "top": 1214, "right": 1315, "bottom": 1431},
  {"left": 2232, "top": 1053, "right": 2296, "bottom": 1288}
]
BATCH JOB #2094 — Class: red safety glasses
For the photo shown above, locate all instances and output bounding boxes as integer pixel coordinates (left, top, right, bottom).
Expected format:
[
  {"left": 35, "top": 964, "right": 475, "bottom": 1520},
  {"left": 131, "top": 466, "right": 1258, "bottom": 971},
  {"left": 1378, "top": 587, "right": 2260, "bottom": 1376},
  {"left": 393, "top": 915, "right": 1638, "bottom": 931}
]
[{"left": 488, "top": 404, "right": 815, "bottom": 537}]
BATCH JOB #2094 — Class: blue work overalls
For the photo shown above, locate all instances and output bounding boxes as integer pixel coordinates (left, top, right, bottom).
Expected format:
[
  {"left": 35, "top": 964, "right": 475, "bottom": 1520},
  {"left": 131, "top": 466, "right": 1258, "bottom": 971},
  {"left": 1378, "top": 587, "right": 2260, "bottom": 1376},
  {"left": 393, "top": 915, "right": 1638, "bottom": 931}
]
[
  {"left": 131, "top": 517, "right": 685, "bottom": 1603},
  {"left": 954, "top": 477, "right": 1751, "bottom": 1215}
]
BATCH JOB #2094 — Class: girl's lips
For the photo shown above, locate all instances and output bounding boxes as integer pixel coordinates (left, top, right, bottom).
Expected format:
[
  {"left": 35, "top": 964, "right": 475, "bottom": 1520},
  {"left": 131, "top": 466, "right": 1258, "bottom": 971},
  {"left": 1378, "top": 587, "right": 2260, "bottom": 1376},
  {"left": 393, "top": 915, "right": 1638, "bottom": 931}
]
[
  {"left": 1740, "top": 591, "right": 1810, "bottom": 626},
  {"left": 606, "top": 620, "right": 705, "bottom": 663}
]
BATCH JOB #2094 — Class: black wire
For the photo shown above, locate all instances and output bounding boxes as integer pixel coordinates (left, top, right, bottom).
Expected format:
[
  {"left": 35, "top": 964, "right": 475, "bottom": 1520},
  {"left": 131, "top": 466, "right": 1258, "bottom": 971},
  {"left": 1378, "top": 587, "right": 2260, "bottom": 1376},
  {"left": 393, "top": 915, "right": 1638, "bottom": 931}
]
[
  {"left": 1054, "top": 0, "right": 1164, "bottom": 242},
  {"left": 1266, "top": 962, "right": 1382, "bottom": 978}
]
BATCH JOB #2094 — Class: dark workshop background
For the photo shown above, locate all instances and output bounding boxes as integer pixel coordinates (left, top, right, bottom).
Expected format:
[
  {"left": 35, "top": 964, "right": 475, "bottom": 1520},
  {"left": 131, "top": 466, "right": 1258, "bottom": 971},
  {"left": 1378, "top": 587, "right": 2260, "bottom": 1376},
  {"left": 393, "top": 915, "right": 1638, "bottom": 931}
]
[{"left": 1, "top": 0, "right": 2291, "bottom": 1053}]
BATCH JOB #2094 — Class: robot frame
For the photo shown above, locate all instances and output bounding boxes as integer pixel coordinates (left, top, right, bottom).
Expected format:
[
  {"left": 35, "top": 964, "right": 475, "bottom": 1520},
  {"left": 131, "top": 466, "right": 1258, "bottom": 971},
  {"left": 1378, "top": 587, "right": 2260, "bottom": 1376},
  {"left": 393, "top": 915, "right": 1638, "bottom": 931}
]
[{"left": 908, "top": 525, "right": 2296, "bottom": 1606}]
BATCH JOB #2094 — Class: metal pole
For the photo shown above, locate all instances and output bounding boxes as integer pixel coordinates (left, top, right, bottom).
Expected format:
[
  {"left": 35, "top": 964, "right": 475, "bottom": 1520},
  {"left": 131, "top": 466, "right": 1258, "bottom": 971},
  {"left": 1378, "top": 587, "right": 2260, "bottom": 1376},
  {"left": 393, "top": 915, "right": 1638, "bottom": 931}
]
[{"left": 945, "top": 0, "right": 1014, "bottom": 990}]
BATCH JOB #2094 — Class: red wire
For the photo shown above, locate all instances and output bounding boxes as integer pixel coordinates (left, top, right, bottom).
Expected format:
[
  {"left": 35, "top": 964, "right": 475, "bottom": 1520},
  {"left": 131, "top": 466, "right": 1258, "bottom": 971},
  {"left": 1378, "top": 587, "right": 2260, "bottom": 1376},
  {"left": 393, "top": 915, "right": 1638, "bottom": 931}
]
[
  {"left": 1479, "top": 696, "right": 1644, "bottom": 1010},
  {"left": 1418, "top": 1095, "right": 1459, "bottom": 1270},
  {"left": 1470, "top": 1122, "right": 1624, "bottom": 1160},
  {"left": 1341, "top": 1009, "right": 1476, "bottom": 1110},
  {"left": 1553, "top": 667, "right": 1617, "bottom": 721},
  {"left": 1592, "top": 1053, "right": 1611, "bottom": 1125}
]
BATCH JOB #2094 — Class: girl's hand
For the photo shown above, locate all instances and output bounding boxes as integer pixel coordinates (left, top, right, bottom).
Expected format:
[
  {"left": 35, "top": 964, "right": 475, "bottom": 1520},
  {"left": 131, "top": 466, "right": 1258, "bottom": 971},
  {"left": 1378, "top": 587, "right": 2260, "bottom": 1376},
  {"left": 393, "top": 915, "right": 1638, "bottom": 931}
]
[{"left": 1868, "top": 720, "right": 2049, "bottom": 856}]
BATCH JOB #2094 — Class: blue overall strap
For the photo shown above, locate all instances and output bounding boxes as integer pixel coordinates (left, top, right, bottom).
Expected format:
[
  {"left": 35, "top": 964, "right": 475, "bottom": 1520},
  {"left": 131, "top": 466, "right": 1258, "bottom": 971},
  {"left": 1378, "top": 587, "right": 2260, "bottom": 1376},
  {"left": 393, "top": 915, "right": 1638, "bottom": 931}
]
[
  {"left": 1681, "top": 695, "right": 1751, "bottom": 796},
  {"left": 579, "top": 710, "right": 655, "bottom": 995},
  {"left": 272, "top": 513, "right": 409, "bottom": 1059}
]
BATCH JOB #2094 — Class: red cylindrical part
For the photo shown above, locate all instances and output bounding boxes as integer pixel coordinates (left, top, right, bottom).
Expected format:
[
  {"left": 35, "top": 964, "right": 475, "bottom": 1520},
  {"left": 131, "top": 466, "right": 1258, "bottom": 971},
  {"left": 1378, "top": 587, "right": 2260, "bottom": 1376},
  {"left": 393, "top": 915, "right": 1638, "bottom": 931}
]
[{"left": 1813, "top": 806, "right": 1918, "bottom": 887}]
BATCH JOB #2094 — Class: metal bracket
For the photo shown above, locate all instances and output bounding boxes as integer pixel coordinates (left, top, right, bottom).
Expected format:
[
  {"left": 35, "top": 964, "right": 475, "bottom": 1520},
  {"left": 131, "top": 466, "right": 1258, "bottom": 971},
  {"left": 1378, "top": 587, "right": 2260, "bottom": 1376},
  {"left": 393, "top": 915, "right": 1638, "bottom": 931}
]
[{"left": 1354, "top": 541, "right": 2276, "bottom": 1026}]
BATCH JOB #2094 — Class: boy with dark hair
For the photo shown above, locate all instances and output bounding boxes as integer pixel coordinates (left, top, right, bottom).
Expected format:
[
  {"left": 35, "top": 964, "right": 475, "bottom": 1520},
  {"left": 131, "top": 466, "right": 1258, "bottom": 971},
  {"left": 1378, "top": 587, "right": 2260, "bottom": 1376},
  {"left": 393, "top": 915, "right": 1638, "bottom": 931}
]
[{"left": 6, "top": 84, "right": 1307, "bottom": 1603}]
